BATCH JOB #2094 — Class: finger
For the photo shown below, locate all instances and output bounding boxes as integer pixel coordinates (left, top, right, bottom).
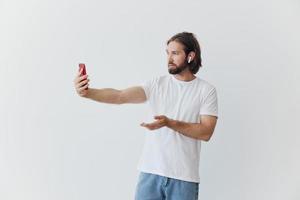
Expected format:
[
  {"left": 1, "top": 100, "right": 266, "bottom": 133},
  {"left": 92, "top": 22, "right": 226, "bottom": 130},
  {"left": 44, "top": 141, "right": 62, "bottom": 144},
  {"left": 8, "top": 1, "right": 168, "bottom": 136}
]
[
  {"left": 143, "top": 125, "right": 154, "bottom": 130},
  {"left": 145, "top": 124, "right": 158, "bottom": 130},
  {"left": 74, "top": 74, "right": 87, "bottom": 84},
  {"left": 76, "top": 82, "right": 86, "bottom": 89},
  {"left": 78, "top": 82, "right": 89, "bottom": 89},
  {"left": 154, "top": 115, "right": 163, "bottom": 120},
  {"left": 140, "top": 123, "right": 151, "bottom": 127},
  {"left": 79, "top": 74, "right": 88, "bottom": 81},
  {"left": 150, "top": 126, "right": 159, "bottom": 130},
  {"left": 144, "top": 123, "right": 153, "bottom": 126},
  {"left": 77, "top": 67, "right": 83, "bottom": 76},
  {"left": 140, "top": 123, "right": 149, "bottom": 127},
  {"left": 140, "top": 122, "right": 161, "bottom": 130},
  {"left": 78, "top": 84, "right": 89, "bottom": 92},
  {"left": 150, "top": 121, "right": 160, "bottom": 126},
  {"left": 77, "top": 79, "right": 89, "bottom": 87},
  {"left": 75, "top": 75, "right": 88, "bottom": 84}
]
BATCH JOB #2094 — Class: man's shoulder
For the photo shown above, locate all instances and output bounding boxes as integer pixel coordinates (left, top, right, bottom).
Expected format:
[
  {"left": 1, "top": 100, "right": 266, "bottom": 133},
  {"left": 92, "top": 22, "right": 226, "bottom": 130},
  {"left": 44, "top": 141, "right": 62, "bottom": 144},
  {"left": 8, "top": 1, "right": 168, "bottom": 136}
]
[
  {"left": 142, "top": 75, "right": 169, "bottom": 88},
  {"left": 147, "top": 74, "right": 170, "bottom": 83},
  {"left": 197, "top": 77, "right": 216, "bottom": 89}
]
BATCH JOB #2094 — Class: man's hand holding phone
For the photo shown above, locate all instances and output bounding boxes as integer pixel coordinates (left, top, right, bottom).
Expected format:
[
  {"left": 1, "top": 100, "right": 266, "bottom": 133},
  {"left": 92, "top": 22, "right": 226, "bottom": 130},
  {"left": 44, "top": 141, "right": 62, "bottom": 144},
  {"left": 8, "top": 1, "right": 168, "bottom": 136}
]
[{"left": 74, "top": 63, "right": 90, "bottom": 97}]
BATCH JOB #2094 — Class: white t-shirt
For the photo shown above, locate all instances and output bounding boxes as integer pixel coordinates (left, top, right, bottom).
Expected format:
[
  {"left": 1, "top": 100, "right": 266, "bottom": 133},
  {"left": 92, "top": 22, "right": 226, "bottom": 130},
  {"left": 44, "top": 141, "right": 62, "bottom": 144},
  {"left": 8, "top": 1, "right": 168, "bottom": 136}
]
[{"left": 137, "top": 74, "right": 218, "bottom": 183}]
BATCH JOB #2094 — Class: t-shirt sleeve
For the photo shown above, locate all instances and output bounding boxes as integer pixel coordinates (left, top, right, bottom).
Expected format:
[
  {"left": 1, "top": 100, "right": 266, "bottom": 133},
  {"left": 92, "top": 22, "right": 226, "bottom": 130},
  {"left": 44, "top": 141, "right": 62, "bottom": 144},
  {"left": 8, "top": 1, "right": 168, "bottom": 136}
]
[
  {"left": 141, "top": 77, "right": 157, "bottom": 101},
  {"left": 200, "top": 87, "right": 218, "bottom": 117}
]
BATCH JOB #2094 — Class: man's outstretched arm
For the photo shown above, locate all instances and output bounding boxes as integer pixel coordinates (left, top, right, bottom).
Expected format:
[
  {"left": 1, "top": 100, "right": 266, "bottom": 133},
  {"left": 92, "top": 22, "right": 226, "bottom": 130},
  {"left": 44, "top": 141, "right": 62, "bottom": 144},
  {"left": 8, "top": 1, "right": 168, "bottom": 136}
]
[
  {"left": 73, "top": 69, "right": 146, "bottom": 104},
  {"left": 166, "top": 115, "right": 217, "bottom": 141},
  {"left": 84, "top": 87, "right": 146, "bottom": 104},
  {"left": 141, "top": 115, "right": 217, "bottom": 141}
]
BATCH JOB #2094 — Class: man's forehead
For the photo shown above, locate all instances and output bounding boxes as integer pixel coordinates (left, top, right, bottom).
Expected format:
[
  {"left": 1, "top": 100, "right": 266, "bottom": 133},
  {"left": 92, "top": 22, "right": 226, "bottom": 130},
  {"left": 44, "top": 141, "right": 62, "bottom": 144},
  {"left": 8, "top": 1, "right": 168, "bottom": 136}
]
[{"left": 166, "top": 41, "right": 185, "bottom": 51}]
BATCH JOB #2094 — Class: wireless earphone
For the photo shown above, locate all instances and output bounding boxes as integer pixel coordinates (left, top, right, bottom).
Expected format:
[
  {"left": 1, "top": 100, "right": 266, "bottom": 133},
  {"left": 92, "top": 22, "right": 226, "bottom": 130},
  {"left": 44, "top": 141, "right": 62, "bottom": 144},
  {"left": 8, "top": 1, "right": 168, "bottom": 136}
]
[{"left": 188, "top": 56, "right": 192, "bottom": 63}]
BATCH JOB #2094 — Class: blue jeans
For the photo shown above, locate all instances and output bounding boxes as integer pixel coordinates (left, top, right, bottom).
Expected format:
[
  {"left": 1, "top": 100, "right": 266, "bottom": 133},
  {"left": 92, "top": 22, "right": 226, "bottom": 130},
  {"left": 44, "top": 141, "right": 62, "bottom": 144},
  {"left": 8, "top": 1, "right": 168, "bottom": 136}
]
[{"left": 135, "top": 172, "right": 199, "bottom": 200}]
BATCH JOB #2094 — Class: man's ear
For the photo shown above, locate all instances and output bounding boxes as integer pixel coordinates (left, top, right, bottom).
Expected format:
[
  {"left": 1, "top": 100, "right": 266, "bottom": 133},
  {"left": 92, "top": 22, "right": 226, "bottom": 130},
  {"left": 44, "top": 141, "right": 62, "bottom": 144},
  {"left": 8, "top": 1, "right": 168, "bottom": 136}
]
[{"left": 188, "top": 51, "right": 196, "bottom": 62}]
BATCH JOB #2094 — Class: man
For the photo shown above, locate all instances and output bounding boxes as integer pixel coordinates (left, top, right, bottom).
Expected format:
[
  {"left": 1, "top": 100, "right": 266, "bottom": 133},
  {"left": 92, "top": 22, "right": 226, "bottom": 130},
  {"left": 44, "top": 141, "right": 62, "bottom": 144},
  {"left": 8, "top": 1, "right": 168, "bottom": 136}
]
[{"left": 74, "top": 32, "right": 218, "bottom": 200}]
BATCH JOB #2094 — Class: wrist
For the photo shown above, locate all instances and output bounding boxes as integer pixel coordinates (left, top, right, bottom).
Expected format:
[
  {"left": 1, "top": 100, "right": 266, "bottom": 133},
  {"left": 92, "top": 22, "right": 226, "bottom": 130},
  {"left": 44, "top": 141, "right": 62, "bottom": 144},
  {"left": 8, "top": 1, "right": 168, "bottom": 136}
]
[
  {"left": 167, "top": 118, "right": 177, "bottom": 128},
  {"left": 80, "top": 88, "right": 90, "bottom": 98}
]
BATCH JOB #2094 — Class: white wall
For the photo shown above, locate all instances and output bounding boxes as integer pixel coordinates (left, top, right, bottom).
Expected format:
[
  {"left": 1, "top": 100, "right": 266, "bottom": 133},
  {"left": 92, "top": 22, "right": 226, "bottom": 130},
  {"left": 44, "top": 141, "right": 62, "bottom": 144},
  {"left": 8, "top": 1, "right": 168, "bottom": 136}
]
[{"left": 0, "top": 0, "right": 299, "bottom": 199}]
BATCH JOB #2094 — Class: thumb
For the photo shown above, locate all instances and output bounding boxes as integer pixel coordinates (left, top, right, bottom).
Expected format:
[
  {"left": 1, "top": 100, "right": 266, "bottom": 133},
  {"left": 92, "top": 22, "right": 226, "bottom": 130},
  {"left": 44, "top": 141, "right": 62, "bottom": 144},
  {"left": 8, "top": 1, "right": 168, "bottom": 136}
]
[{"left": 78, "top": 67, "right": 83, "bottom": 76}]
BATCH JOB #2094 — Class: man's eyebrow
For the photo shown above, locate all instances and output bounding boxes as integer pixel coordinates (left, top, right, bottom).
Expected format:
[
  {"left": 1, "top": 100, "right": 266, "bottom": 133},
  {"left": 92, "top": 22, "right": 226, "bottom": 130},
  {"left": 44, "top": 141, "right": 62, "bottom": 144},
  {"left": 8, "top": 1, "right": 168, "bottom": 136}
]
[{"left": 165, "top": 50, "right": 178, "bottom": 53}]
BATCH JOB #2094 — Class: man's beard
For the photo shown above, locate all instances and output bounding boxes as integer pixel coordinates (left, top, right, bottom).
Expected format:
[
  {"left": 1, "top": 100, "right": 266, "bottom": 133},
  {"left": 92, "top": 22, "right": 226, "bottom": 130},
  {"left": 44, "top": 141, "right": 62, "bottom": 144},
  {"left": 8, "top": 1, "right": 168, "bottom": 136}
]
[{"left": 168, "top": 61, "right": 189, "bottom": 75}]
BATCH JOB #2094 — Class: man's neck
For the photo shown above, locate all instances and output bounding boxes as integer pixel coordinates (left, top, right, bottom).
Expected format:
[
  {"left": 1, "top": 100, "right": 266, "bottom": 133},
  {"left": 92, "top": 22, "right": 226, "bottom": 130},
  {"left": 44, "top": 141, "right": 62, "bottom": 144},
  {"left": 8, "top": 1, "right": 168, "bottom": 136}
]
[{"left": 173, "top": 70, "right": 196, "bottom": 82}]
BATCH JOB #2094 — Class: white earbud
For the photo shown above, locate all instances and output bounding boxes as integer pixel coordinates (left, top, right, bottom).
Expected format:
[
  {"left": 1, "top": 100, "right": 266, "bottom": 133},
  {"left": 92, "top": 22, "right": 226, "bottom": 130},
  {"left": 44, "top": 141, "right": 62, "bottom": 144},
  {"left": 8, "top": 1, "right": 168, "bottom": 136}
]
[{"left": 188, "top": 57, "right": 192, "bottom": 63}]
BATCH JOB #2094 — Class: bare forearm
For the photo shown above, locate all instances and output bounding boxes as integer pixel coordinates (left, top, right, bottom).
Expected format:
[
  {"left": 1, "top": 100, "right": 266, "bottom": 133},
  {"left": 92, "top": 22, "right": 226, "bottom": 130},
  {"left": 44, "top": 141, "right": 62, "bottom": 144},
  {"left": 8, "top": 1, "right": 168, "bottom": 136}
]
[
  {"left": 167, "top": 119, "right": 213, "bottom": 141},
  {"left": 84, "top": 88, "right": 122, "bottom": 104}
]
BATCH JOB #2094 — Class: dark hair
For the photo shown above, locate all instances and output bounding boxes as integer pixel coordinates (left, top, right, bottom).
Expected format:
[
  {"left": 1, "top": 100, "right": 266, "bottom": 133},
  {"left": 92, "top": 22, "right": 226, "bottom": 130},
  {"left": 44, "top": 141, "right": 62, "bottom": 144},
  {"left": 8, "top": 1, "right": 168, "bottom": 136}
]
[{"left": 167, "top": 32, "right": 202, "bottom": 74}]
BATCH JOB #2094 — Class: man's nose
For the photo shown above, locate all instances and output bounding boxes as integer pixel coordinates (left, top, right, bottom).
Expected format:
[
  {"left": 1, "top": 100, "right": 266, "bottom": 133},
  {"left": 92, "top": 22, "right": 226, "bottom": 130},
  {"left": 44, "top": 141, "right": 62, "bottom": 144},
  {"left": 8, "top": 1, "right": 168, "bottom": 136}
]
[{"left": 167, "top": 54, "right": 173, "bottom": 60}]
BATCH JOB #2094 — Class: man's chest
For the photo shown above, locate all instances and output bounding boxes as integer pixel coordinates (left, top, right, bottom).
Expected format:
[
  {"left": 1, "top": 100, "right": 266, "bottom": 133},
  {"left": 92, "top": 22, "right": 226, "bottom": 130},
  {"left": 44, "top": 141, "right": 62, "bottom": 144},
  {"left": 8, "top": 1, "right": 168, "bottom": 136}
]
[{"left": 149, "top": 85, "right": 203, "bottom": 120}]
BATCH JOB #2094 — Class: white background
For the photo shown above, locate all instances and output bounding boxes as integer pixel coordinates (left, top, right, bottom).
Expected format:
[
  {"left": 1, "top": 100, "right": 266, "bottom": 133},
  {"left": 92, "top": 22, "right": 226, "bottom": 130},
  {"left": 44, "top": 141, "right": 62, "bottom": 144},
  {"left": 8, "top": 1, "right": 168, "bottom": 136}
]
[{"left": 0, "top": 0, "right": 299, "bottom": 199}]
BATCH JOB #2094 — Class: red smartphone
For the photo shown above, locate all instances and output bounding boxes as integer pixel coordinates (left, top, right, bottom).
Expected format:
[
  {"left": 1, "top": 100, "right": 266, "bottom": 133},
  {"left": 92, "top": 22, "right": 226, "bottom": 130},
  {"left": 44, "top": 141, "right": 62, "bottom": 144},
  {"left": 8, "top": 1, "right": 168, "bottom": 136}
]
[
  {"left": 79, "top": 63, "right": 88, "bottom": 90},
  {"left": 79, "top": 63, "right": 87, "bottom": 76}
]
